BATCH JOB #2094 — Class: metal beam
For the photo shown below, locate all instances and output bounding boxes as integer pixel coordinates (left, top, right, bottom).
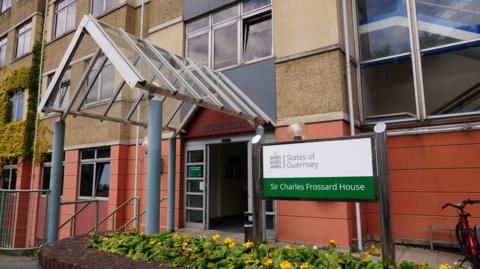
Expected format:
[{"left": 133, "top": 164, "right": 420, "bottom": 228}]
[{"left": 167, "top": 136, "right": 176, "bottom": 232}]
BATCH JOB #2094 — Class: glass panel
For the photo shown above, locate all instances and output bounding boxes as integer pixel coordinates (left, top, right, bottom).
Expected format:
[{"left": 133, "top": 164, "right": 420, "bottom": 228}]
[
  {"left": 357, "top": 0, "right": 411, "bottom": 61},
  {"left": 66, "top": 3, "right": 76, "bottom": 31},
  {"left": 41, "top": 167, "right": 51, "bottom": 191},
  {"left": 100, "top": 64, "right": 114, "bottom": 100},
  {"left": 96, "top": 148, "right": 110, "bottom": 158},
  {"left": 95, "top": 163, "right": 110, "bottom": 197},
  {"left": 187, "top": 150, "right": 203, "bottom": 162},
  {"left": 187, "top": 165, "right": 203, "bottom": 178},
  {"left": 16, "top": 93, "right": 24, "bottom": 121},
  {"left": 16, "top": 34, "right": 24, "bottom": 59},
  {"left": 214, "top": 23, "right": 238, "bottom": 69},
  {"left": 186, "top": 209, "right": 203, "bottom": 223},
  {"left": 213, "top": 5, "right": 239, "bottom": 24},
  {"left": 187, "top": 34, "right": 209, "bottom": 66},
  {"left": 10, "top": 98, "right": 17, "bottom": 122},
  {"left": 79, "top": 164, "right": 94, "bottom": 196},
  {"left": 265, "top": 200, "right": 273, "bottom": 212},
  {"left": 2, "top": 169, "right": 9, "bottom": 189},
  {"left": 243, "top": 0, "right": 271, "bottom": 13},
  {"left": 81, "top": 149, "right": 95, "bottom": 159},
  {"left": 244, "top": 14, "right": 272, "bottom": 62},
  {"left": 187, "top": 195, "right": 203, "bottom": 208},
  {"left": 187, "top": 180, "right": 203, "bottom": 193},
  {"left": 0, "top": 37, "right": 6, "bottom": 66},
  {"left": 361, "top": 58, "right": 417, "bottom": 120},
  {"left": 186, "top": 16, "right": 209, "bottom": 34},
  {"left": 423, "top": 45, "right": 480, "bottom": 116},
  {"left": 92, "top": 0, "right": 104, "bottom": 16},
  {"left": 266, "top": 215, "right": 274, "bottom": 230},
  {"left": 55, "top": 9, "right": 67, "bottom": 37},
  {"left": 105, "top": 0, "right": 118, "bottom": 11},
  {"left": 415, "top": 0, "right": 480, "bottom": 50},
  {"left": 9, "top": 168, "right": 16, "bottom": 189},
  {"left": 1, "top": 0, "right": 11, "bottom": 12}
]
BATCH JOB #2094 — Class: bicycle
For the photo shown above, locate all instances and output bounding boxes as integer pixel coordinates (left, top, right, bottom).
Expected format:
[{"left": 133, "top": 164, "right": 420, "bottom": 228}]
[{"left": 442, "top": 199, "right": 480, "bottom": 269}]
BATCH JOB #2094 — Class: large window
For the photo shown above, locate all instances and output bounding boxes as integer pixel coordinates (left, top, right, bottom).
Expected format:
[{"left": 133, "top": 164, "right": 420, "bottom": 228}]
[
  {"left": 1, "top": 0, "right": 11, "bottom": 13},
  {"left": 86, "top": 59, "right": 114, "bottom": 104},
  {"left": 356, "top": 0, "right": 480, "bottom": 123},
  {"left": 79, "top": 148, "right": 110, "bottom": 198},
  {"left": 0, "top": 36, "right": 6, "bottom": 66},
  {"left": 54, "top": 0, "right": 76, "bottom": 38},
  {"left": 186, "top": 0, "right": 272, "bottom": 70},
  {"left": 91, "top": 0, "right": 118, "bottom": 17},
  {"left": 41, "top": 154, "right": 64, "bottom": 195},
  {"left": 15, "top": 20, "right": 31, "bottom": 59},
  {"left": 2, "top": 161, "right": 16, "bottom": 190},
  {"left": 10, "top": 91, "right": 24, "bottom": 122}
]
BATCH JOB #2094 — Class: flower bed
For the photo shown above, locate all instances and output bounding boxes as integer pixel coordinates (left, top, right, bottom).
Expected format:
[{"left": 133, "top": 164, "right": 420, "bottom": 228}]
[{"left": 88, "top": 231, "right": 453, "bottom": 269}]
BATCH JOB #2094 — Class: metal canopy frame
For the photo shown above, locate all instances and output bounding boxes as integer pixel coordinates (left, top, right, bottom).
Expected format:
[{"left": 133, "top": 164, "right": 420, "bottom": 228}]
[{"left": 38, "top": 15, "right": 274, "bottom": 133}]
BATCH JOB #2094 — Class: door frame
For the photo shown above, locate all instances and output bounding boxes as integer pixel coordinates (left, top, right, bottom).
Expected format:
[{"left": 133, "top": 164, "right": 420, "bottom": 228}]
[{"left": 183, "top": 132, "right": 275, "bottom": 230}]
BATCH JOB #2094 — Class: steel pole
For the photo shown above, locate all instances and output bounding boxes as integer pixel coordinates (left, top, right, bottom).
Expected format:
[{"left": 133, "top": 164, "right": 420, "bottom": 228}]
[
  {"left": 167, "top": 136, "right": 176, "bottom": 232},
  {"left": 145, "top": 97, "right": 163, "bottom": 234},
  {"left": 374, "top": 123, "right": 395, "bottom": 267},
  {"left": 252, "top": 126, "right": 264, "bottom": 244},
  {"left": 47, "top": 119, "right": 65, "bottom": 243}
]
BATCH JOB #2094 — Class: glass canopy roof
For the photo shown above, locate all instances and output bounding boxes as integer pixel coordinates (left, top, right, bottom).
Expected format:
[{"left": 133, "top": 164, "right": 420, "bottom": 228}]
[{"left": 38, "top": 15, "right": 273, "bottom": 133}]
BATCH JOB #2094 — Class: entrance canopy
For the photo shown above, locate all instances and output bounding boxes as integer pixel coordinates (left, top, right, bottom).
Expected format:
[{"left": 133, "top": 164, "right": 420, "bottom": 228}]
[{"left": 38, "top": 15, "right": 274, "bottom": 132}]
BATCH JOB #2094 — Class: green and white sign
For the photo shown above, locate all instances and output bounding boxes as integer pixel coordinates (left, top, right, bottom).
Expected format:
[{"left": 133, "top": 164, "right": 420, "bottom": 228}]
[{"left": 262, "top": 137, "right": 377, "bottom": 201}]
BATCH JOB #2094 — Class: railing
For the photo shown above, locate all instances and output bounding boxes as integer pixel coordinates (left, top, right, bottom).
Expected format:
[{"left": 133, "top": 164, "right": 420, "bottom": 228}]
[
  {"left": 87, "top": 196, "right": 145, "bottom": 233},
  {"left": 0, "top": 189, "right": 50, "bottom": 251},
  {"left": 59, "top": 199, "right": 100, "bottom": 238}
]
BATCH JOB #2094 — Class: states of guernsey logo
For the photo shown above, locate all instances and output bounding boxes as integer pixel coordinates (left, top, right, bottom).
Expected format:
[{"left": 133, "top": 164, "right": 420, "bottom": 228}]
[{"left": 269, "top": 153, "right": 282, "bottom": 169}]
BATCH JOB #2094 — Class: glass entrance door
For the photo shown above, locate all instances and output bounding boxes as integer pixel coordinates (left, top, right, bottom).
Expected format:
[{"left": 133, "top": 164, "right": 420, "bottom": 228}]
[{"left": 184, "top": 147, "right": 205, "bottom": 228}]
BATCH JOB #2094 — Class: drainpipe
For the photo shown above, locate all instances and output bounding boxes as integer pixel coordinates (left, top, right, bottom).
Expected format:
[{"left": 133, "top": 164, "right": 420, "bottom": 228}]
[
  {"left": 166, "top": 136, "right": 176, "bottom": 231},
  {"left": 342, "top": 0, "right": 363, "bottom": 251},
  {"left": 133, "top": 0, "right": 145, "bottom": 230}
]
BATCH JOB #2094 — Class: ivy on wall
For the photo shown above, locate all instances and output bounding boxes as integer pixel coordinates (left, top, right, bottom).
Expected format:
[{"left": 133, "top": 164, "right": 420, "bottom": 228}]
[{"left": 0, "top": 40, "right": 50, "bottom": 163}]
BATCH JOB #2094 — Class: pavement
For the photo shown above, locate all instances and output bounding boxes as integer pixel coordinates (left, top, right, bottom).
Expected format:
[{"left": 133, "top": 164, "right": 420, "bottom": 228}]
[{"left": 0, "top": 254, "right": 41, "bottom": 269}]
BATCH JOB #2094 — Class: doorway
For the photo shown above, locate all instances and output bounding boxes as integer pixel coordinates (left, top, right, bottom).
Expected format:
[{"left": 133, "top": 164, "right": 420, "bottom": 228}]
[{"left": 207, "top": 142, "right": 248, "bottom": 232}]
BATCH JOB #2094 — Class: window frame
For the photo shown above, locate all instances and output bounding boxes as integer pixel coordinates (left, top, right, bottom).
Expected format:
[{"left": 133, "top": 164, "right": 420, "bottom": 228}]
[
  {"left": 78, "top": 147, "right": 110, "bottom": 200},
  {"left": 0, "top": 0, "right": 11, "bottom": 13},
  {"left": 14, "top": 20, "right": 32, "bottom": 60},
  {"left": 185, "top": 0, "right": 273, "bottom": 71},
  {"left": 41, "top": 155, "right": 65, "bottom": 196},
  {"left": 353, "top": 0, "right": 480, "bottom": 126},
  {"left": 54, "top": 0, "right": 77, "bottom": 38},
  {"left": 90, "top": 0, "right": 119, "bottom": 17},
  {"left": 0, "top": 35, "right": 7, "bottom": 66},
  {"left": 2, "top": 160, "right": 17, "bottom": 190},
  {"left": 84, "top": 59, "right": 115, "bottom": 105},
  {"left": 10, "top": 90, "right": 24, "bottom": 122}
]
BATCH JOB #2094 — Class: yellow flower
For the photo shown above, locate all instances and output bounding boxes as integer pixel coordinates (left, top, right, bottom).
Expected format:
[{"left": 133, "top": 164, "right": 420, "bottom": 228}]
[
  {"left": 243, "top": 241, "right": 254, "bottom": 249},
  {"left": 329, "top": 239, "right": 337, "bottom": 248},
  {"left": 102, "top": 236, "right": 108, "bottom": 242},
  {"left": 263, "top": 258, "right": 273, "bottom": 267},
  {"left": 181, "top": 241, "right": 188, "bottom": 250},
  {"left": 139, "top": 232, "right": 145, "bottom": 236},
  {"left": 212, "top": 234, "right": 220, "bottom": 242},
  {"left": 149, "top": 239, "right": 157, "bottom": 246},
  {"left": 283, "top": 245, "right": 293, "bottom": 250},
  {"left": 300, "top": 262, "right": 310, "bottom": 269},
  {"left": 173, "top": 233, "right": 181, "bottom": 241},
  {"left": 224, "top": 237, "right": 236, "bottom": 248},
  {"left": 280, "top": 261, "right": 293, "bottom": 269},
  {"left": 369, "top": 244, "right": 380, "bottom": 256},
  {"left": 439, "top": 264, "right": 451, "bottom": 269},
  {"left": 88, "top": 231, "right": 96, "bottom": 238},
  {"left": 361, "top": 254, "right": 372, "bottom": 261}
]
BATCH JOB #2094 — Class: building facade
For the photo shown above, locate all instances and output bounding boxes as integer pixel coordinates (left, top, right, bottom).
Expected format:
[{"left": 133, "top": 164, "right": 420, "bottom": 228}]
[{"left": 1, "top": 0, "right": 479, "bottom": 249}]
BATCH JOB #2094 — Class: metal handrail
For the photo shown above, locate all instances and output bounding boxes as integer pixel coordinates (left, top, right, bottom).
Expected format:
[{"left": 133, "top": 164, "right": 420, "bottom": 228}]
[
  {"left": 87, "top": 196, "right": 142, "bottom": 232},
  {"left": 59, "top": 199, "right": 100, "bottom": 238}
]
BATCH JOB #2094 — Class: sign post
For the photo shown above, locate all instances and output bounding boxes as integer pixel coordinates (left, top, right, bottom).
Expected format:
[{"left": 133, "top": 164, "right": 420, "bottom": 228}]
[
  {"left": 251, "top": 127, "right": 264, "bottom": 245},
  {"left": 374, "top": 123, "right": 395, "bottom": 267}
]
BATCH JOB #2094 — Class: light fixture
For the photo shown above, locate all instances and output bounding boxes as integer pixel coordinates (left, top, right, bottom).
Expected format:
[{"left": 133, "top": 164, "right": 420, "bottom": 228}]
[
  {"left": 142, "top": 135, "right": 148, "bottom": 154},
  {"left": 288, "top": 122, "right": 305, "bottom": 141}
]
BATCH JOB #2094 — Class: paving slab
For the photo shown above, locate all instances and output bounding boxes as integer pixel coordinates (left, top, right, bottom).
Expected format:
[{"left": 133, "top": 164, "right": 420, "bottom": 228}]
[{"left": 0, "top": 254, "right": 41, "bottom": 269}]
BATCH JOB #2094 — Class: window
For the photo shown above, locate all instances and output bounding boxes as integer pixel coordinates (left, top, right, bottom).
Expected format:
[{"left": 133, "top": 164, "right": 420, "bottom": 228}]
[
  {"left": 2, "top": 161, "right": 16, "bottom": 190},
  {"left": 1, "top": 0, "right": 11, "bottom": 13},
  {"left": 47, "top": 69, "right": 71, "bottom": 109},
  {"left": 15, "top": 20, "right": 32, "bottom": 59},
  {"left": 355, "top": 0, "right": 480, "bottom": 123},
  {"left": 54, "top": 0, "right": 76, "bottom": 38},
  {"left": 91, "top": 0, "right": 118, "bottom": 17},
  {"left": 79, "top": 148, "right": 110, "bottom": 198},
  {"left": 185, "top": 0, "right": 272, "bottom": 70},
  {"left": 0, "top": 36, "right": 6, "bottom": 66},
  {"left": 41, "top": 154, "right": 64, "bottom": 195},
  {"left": 86, "top": 59, "right": 114, "bottom": 104},
  {"left": 10, "top": 91, "right": 24, "bottom": 122}
]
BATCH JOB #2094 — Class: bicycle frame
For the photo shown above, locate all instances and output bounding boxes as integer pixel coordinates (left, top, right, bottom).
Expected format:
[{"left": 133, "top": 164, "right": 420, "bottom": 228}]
[{"left": 459, "top": 212, "right": 479, "bottom": 258}]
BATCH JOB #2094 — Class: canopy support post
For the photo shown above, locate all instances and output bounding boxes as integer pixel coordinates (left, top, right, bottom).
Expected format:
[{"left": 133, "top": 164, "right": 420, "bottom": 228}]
[
  {"left": 167, "top": 136, "right": 176, "bottom": 232},
  {"left": 146, "top": 96, "right": 163, "bottom": 234},
  {"left": 47, "top": 119, "right": 65, "bottom": 243},
  {"left": 252, "top": 126, "right": 264, "bottom": 244}
]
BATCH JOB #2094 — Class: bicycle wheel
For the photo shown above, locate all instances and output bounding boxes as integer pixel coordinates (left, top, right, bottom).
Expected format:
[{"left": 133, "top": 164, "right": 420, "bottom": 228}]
[{"left": 456, "top": 223, "right": 467, "bottom": 252}]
